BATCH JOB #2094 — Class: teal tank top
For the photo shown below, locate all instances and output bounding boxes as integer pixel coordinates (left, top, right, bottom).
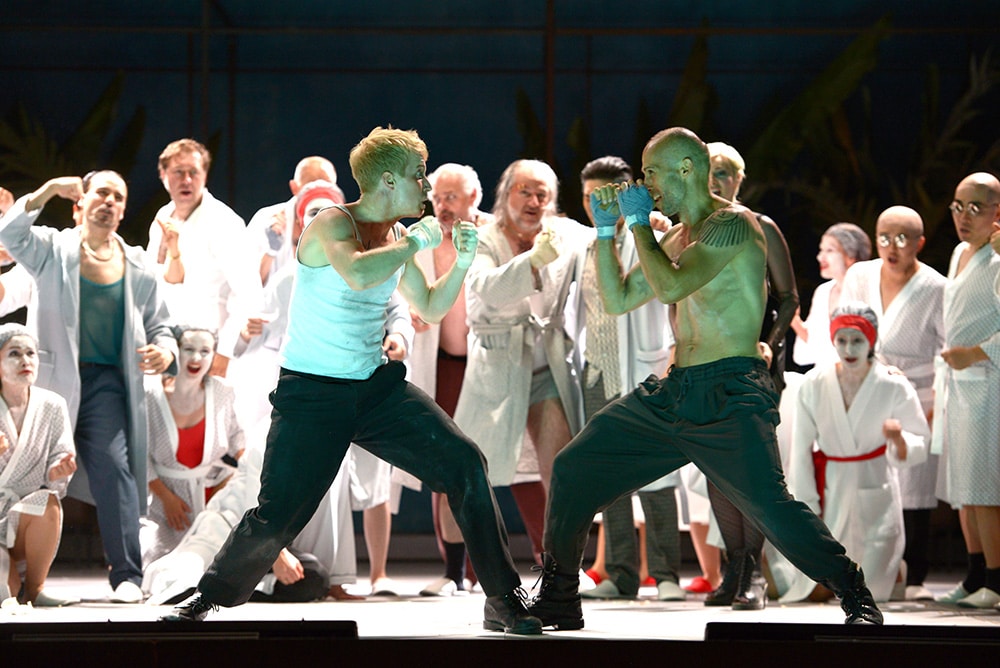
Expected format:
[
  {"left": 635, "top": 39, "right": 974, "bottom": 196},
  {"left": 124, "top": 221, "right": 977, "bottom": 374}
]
[{"left": 280, "top": 205, "right": 404, "bottom": 380}]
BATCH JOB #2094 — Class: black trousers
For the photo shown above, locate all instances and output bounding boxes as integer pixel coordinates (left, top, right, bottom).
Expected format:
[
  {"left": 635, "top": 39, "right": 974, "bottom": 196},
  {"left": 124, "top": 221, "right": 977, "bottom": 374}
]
[
  {"left": 544, "top": 357, "right": 859, "bottom": 593},
  {"left": 199, "top": 361, "right": 520, "bottom": 606}
]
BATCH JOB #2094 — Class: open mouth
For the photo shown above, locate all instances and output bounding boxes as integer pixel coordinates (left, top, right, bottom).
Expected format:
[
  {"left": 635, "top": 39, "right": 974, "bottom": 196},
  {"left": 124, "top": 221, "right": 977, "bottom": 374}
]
[{"left": 187, "top": 364, "right": 202, "bottom": 374}]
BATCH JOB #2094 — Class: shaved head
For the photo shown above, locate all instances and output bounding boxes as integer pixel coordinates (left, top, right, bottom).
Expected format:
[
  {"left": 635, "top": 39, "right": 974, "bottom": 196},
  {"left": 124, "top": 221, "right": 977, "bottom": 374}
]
[{"left": 876, "top": 205, "right": 923, "bottom": 237}]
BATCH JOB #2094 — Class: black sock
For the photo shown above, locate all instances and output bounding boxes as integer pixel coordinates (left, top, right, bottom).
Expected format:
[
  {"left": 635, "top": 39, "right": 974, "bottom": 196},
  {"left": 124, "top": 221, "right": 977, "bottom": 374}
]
[
  {"left": 443, "top": 541, "right": 466, "bottom": 588},
  {"left": 984, "top": 567, "right": 1000, "bottom": 594},
  {"left": 962, "top": 552, "right": 986, "bottom": 593}
]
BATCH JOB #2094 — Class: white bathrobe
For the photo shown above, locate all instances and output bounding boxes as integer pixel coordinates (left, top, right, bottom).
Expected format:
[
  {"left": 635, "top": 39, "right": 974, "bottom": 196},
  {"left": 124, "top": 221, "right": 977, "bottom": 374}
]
[{"left": 777, "top": 362, "right": 929, "bottom": 602}]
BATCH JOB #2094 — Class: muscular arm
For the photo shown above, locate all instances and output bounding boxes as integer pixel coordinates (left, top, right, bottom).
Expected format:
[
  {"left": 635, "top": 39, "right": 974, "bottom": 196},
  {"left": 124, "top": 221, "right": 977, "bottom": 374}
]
[
  {"left": 759, "top": 214, "right": 799, "bottom": 352},
  {"left": 596, "top": 237, "right": 656, "bottom": 315},
  {"left": 633, "top": 208, "right": 759, "bottom": 305},
  {"left": 305, "top": 208, "right": 420, "bottom": 291},
  {"left": 397, "top": 254, "right": 468, "bottom": 324}
]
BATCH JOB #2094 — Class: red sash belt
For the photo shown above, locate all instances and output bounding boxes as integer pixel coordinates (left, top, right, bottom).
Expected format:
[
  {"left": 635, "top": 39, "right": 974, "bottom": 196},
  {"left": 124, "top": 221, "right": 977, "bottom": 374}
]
[{"left": 811, "top": 444, "right": 887, "bottom": 513}]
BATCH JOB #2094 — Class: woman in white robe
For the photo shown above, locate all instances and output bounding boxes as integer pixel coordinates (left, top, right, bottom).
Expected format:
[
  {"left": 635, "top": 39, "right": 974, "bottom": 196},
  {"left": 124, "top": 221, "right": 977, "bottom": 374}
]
[
  {"left": 778, "top": 304, "right": 929, "bottom": 603},
  {"left": 791, "top": 223, "right": 871, "bottom": 369},
  {"left": 0, "top": 325, "right": 76, "bottom": 605},
  {"left": 142, "top": 327, "right": 244, "bottom": 566}
]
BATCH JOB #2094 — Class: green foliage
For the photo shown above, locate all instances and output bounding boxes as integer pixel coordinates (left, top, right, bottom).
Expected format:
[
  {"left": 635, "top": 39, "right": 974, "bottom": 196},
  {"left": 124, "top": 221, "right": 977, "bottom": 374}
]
[{"left": 0, "top": 72, "right": 148, "bottom": 241}]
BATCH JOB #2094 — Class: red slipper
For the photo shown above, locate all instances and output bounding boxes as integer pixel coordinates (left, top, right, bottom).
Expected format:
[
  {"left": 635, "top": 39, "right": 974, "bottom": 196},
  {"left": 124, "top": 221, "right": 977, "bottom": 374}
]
[
  {"left": 684, "top": 576, "right": 715, "bottom": 593},
  {"left": 585, "top": 568, "right": 604, "bottom": 585}
]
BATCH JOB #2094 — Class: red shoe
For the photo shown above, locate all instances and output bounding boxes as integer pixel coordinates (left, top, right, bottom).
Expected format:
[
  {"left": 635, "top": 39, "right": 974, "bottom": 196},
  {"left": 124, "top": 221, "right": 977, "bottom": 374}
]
[
  {"left": 684, "top": 576, "right": 715, "bottom": 593},
  {"left": 641, "top": 576, "right": 656, "bottom": 587},
  {"left": 585, "top": 569, "right": 604, "bottom": 585}
]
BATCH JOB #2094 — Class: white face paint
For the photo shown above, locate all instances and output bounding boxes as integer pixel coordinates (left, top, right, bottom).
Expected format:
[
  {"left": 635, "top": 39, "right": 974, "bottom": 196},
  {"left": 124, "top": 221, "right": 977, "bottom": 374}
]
[
  {"left": 0, "top": 334, "right": 38, "bottom": 388},
  {"left": 303, "top": 196, "right": 336, "bottom": 227},
  {"left": 817, "top": 235, "right": 848, "bottom": 281},
  {"left": 177, "top": 330, "right": 215, "bottom": 383},
  {"left": 833, "top": 327, "right": 872, "bottom": 370}
]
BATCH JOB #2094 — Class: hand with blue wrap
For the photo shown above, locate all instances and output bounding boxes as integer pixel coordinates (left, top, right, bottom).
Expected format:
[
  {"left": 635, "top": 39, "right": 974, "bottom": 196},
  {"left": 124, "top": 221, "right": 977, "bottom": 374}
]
[
  {"left": 616, "top": 183, "right": 654, "bottom": 230},
  {"left": 407, "top": 216, "right": 443, "bottom": 251},
  {"left": 589, "top": 192, "right": 620, "bottom": 240}
]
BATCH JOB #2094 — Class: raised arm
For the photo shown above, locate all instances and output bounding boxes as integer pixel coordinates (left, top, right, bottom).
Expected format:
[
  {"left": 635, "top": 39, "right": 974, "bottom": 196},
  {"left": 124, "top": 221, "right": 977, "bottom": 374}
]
[
  {"left": 307, "top": 208, "right": 439, "bottom": 291},
  {"left": 398, "top": 221, "right": 478, "bottom": 324},
  {"left": 590, "top": 191, "right": 657, "bottom": 315},
  {"left": 633, "top": 209, "right": 758, "bottom": 305}
]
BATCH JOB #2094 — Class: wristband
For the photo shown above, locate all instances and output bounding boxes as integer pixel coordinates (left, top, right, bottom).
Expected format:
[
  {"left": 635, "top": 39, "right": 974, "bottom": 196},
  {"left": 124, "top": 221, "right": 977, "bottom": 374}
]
[
  {"left": 596, "top": 226, "right": 617, "bottom": 240},
  {"left": 625, "top": 214, "right": 651, "bottom": 230}
]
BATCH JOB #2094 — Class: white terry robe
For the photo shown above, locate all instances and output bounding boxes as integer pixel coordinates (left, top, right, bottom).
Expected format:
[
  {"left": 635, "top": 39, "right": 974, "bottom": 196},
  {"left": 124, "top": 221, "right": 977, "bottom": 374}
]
[
  {"left": 0, "top": 387, "right": 74, "bottom": 601},
  {"left": 840, "top": 259, "right": 946, "bottom": 508},
  {"left": 777, "top": 362, "right": 929, "bottom": 602},
  {"left": 932, "top": 243, "right": 1000, "bottom": 506},
  {"left": 141, "top": 375, "right": 244, "bottom": 565}
]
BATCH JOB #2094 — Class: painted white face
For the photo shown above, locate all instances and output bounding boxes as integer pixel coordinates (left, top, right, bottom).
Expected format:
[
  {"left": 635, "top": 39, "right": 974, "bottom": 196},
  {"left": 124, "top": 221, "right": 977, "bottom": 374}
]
[
  {"left": 817, "top": 235, "right": 848, "bottom": 281},
  {"left": 177, "top": 330, "right": 215, "bottom": 383},
  {"left": 303, "top": 196, "right": 336, "bottom": 227},
  {"left": 833, "top": 327, "right": 871, "bottom": 369},
  {"left": 0, "top": 334, "right": 38, "bottom": 388}
]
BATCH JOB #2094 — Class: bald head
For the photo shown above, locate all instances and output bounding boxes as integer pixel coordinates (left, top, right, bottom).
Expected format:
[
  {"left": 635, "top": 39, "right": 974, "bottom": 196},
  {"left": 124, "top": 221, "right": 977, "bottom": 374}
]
[
  {"left": 957, "top": 171, "right": 1000, "bottom": 195},
  {"left": 876, "top": 206, "right": 923, "bottom": 237},
  {"left": 291, "top": 156, "right": 337, "bottom": 195},
  {"left": 645, "top": 128, "right": 711, "bottom": 178}
]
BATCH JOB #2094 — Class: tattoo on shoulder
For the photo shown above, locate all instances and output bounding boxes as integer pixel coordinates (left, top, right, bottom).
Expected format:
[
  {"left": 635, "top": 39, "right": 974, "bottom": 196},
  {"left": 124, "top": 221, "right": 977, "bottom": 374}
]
[{"left": 698, "top": 209, "right": 752, "bottom": 248}]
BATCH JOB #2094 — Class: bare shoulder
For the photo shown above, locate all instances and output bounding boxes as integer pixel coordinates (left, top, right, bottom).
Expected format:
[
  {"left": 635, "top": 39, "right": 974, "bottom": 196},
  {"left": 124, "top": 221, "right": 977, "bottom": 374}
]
[
  {"left": 298, "top": 204, "right": 357, "bottom": 266},
  {"left": 698, "top": 205, "right": 761, "bottom": 249}
]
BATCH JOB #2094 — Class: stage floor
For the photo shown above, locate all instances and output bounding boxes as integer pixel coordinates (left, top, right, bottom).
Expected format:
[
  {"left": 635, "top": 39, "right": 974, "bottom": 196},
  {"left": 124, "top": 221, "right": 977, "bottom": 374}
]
[{"left": 3, "top": 561, "right": 998, "bottom": 641}]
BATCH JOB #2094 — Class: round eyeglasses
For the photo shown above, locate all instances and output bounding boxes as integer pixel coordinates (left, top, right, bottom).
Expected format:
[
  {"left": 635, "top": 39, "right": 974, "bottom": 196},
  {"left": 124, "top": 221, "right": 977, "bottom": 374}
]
[
  {"left": 877, "top": 233, "right": 910, "bottom": 249},
  {"left": 949, "top": 201, "right": 998, "bottom": 216}
]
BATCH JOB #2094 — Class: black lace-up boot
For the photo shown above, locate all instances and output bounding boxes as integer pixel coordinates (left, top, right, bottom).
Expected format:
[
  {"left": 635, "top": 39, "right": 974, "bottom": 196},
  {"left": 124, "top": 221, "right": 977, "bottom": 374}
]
[
  {"left": 526, "top": 553, "right": 584, "bottom": 630},
  {"left": 483, "top": 587, "right": 543, "bottom": 635},
  {"left": 836, "top": 568, "right": 883, "bottom": 625},
  {"left": 731, "top": 550, "right": 766, "bottom": 610},
  {"left": 159, "top": 592, "right": 218, "bottom": 622},
  {"left": 704, "top": 549, "right": 742, "bottom": 606}
]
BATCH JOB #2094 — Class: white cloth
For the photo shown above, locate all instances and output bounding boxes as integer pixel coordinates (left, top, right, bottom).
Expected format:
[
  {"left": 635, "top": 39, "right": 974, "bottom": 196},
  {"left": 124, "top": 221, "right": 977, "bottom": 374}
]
[
  {"left": 146, "top": 189, "right": 263, "bottom": 358},
  {"left": 0, "top": 387, "right": 74, "bottom": 549},
  {"left": 793, "top": 280, "right": 839, "bottom": 368},
  {"left": 454, "top": 216, "right": 588, "bottom": 485},
  {"left": 141, "top": 376, "right": 244, "bottom": 565},
  {"left": 779, "top": 362, "right": 929, "bottom": 602},
  {"left": 840, "top": 259, "right": 945, "bottom": 508},
  {"left": 932, "top": 243, "right": 1000, "bottom": 506},
  {"left": 142, "top": 446, "right": 356, "bottom": 603},
  {"left": 246, "top": 199, "right": 297, "bottom": 286},
  {"left": 0, "top": 196, "right": 177, "bottom": 511},
  {"left": 0, "top": 264, "right": 35, "bottom": 317}
]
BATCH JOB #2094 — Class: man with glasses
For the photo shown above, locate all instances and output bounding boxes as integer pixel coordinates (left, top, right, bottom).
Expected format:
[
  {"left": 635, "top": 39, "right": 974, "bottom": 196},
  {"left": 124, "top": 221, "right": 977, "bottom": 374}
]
[
  {"left": 933, "top": 172, "right": 1000, "bottom": 609},
  {"left": 840, "top": 205, "right": 946, "bottom": 600}
]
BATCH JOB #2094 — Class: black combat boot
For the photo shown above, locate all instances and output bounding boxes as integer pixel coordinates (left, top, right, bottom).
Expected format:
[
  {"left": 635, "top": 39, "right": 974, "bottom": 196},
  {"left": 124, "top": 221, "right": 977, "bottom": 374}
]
[
  {"left": 526, "top": 553, "right": 584, "bottom": 630},
  {"left": 704, "top": 549, "right": 742, "bottom": 606},
  {"left": 159, "top": 592, "right": 218, "bottom": 622},
  {"left": 483, "top": 587, "right": 543, "bottom": 635},
  {"left": 835, "top": 567, "right": 883, "bottom": 625},
  {"left": 731, "top": 550, "right": 766, "bottom": 611}
]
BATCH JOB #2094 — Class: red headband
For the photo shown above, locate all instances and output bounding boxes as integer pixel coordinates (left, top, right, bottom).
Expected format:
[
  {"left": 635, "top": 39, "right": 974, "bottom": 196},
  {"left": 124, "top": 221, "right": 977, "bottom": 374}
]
[
  {"left": 829, "top": 314, "right": 876, "bottom": 348},
  {"left": 295, "top": 183, "right": 344, "bottom": 223}
]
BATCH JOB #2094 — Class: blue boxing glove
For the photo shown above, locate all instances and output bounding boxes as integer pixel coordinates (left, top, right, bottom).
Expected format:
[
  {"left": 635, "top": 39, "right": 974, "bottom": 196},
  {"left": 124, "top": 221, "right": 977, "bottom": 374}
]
[
  {"left": 407, "top": 216, "right": 443, "bottom": 251},
  {"left": 589, "top": 192, "right": 620, "bottom": 240},
  {"left": 616, "top": 184, "right": 654, "bottom": 230}
]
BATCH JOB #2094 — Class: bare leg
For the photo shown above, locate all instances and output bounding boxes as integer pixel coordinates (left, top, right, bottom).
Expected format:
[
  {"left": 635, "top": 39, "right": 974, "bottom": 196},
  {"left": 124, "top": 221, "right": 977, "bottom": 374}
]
[
  {"left": 363, "top": 502, "right": 391, "bottom": 585},
  {"left": 688, "top": 522, "right": 722, "bottom": 589},
  {"left": 586, "top": 523, "right": 608, "bottom": 580},
  {"left": 9, "top": 496, "right": 62, "bottom": 604},
  {"left": 638, "top": 523, "right": 650, "bottom": 583},
  {"left": 526, "top": 397, "right": 572, "bottom": 492},
  {"left": 969, "top": 506, "right": 1000, "bottom": 569},
  {"left": 961, "top": 505, "right": 984, "bottom": 553}
]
